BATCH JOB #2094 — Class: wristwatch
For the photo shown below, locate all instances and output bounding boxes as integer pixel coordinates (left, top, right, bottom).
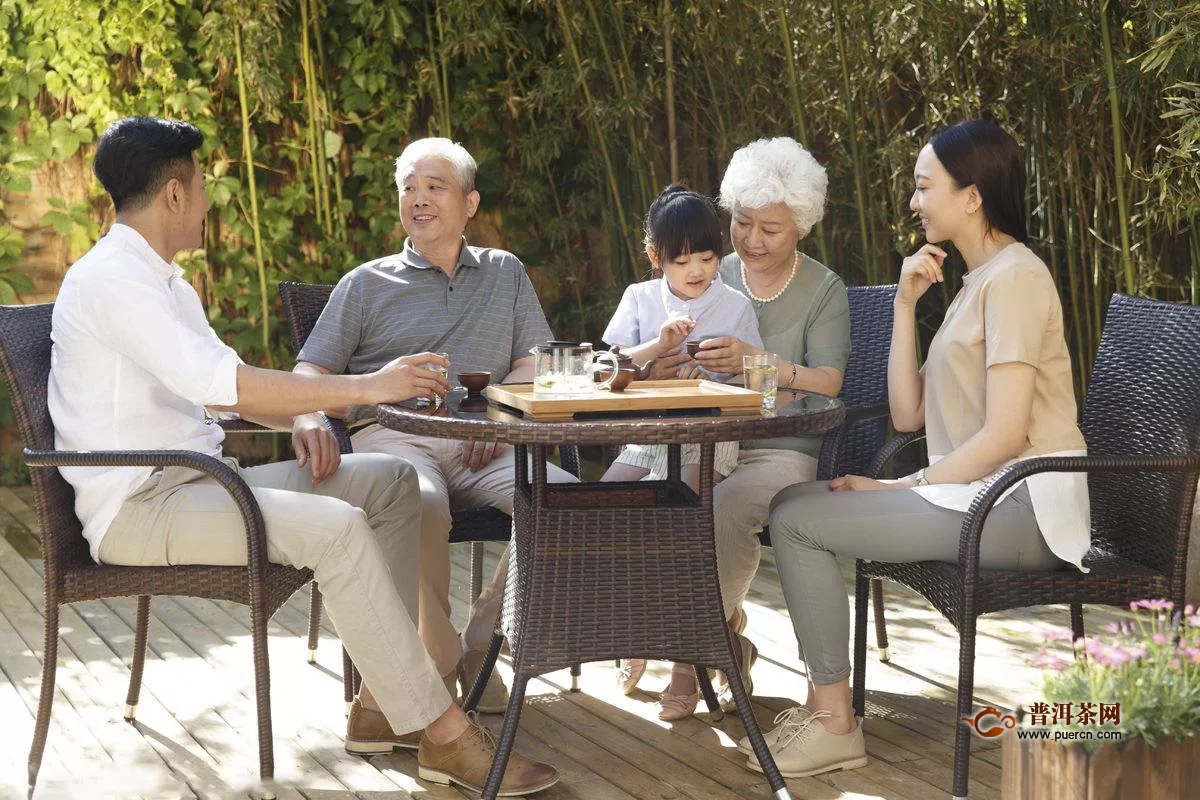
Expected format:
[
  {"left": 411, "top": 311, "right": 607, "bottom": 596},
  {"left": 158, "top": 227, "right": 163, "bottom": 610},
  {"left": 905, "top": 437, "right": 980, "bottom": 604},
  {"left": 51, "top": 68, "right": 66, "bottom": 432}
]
[{"left": 912, "top": 469, "right": 929, "bottom": 487}]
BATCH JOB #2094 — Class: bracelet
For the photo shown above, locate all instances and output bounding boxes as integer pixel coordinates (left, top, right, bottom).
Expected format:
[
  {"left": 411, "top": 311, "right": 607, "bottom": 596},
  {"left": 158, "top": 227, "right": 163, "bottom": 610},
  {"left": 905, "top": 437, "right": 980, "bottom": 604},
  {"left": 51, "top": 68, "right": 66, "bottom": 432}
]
[{"left": 788, "top": 361, "right": 798, "bottom": 387}]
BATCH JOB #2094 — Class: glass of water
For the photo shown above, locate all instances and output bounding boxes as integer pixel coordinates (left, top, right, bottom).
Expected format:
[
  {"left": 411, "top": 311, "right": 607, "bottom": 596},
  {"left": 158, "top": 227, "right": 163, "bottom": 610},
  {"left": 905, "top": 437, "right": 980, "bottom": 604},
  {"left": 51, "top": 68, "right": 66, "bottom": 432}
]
[
  {"left": 420, "top": 352, "right": 450, "bottom": 407},
  {"left": 743, "top": 352, "right": 779, "bottom": 410}
]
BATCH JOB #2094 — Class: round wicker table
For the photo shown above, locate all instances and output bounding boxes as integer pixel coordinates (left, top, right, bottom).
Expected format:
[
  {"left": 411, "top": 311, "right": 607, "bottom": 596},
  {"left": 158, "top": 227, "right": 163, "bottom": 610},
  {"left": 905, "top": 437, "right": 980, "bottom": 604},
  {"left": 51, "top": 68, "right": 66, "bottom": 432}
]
[{"left": 377, "top": 388, "right": 845, "bottom": 800}]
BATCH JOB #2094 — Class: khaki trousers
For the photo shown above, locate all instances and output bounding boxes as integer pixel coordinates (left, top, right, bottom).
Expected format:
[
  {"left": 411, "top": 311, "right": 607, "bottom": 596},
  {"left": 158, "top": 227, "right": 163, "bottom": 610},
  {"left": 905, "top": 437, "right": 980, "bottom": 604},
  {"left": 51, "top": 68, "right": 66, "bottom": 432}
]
[
  {"left": 351, "top": 424, "right": 578, "bottom": 676},
  {"left": 98, "top": 452, "right": 450, "bottom": 734},
  {"left": 712, "top": 448, "right": 819, "bottom": 615}
]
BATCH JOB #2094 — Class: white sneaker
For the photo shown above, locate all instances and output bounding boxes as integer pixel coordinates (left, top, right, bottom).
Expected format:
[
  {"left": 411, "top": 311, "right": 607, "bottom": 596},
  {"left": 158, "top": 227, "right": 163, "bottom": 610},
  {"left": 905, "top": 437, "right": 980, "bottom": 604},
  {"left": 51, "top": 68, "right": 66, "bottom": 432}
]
[
  {"left": 746, "top": 710, "right": 867, "bottom": 778},
  {"left": 736, "top": 706, "right": 816, "bottom": 755}
]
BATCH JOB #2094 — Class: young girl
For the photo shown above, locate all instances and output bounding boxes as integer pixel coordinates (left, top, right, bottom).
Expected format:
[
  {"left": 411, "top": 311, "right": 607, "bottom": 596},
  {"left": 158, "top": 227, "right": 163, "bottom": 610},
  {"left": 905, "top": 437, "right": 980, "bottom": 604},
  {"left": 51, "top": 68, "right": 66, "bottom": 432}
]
[{"left": 600, "top": 184, "right": 763, "bottom": 720}]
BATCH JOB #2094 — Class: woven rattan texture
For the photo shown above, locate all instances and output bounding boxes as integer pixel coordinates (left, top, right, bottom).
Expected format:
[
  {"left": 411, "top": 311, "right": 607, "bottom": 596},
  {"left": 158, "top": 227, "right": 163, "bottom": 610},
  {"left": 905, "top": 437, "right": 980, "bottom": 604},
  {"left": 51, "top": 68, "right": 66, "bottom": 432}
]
[
  {"left": 816, "top": 284, "right": 897, "bottom": 480},
  {"left": 378, "top": 392, "right": 844, "bottom": 446}
]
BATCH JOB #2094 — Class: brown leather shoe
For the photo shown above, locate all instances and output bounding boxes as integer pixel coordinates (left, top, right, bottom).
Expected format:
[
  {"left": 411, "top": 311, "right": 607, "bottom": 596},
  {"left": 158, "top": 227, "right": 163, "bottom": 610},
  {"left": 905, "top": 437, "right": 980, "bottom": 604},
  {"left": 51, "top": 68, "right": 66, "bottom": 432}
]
[
  {"left": 344, "top": 697, "right": 421, "bottom": 754},
  {"left": 417, "top": 718, "right": 559, "bottom": 796}
]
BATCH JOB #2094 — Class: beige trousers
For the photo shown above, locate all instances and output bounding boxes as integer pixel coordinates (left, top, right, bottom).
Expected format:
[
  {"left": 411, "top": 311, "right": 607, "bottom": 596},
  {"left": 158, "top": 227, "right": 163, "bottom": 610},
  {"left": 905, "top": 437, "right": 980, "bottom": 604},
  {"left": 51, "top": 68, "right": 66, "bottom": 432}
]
[
  {"left": 712, "top": 448, "right": 819, "bottom": 614},
  {"left": 351, "top": 424, "right": 578, "bottom": 676},
  {"left": 98, "top": 452, "right": 450, "bottom": 734}
]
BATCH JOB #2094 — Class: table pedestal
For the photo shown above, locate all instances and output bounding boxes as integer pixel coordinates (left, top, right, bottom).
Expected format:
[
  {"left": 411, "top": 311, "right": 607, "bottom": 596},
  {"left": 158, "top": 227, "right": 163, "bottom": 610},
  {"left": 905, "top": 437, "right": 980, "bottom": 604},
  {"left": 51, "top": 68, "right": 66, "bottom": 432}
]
[{"left": 463, "top": 443, "right": 792, "bottom": 800}]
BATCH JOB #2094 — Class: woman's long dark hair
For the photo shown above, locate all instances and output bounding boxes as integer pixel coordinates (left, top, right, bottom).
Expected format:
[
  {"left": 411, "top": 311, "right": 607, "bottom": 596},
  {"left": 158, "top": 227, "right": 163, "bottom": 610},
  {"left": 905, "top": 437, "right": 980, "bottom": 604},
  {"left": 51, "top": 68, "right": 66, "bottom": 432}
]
[{"left": 929, "top": 120, "right": 1028, "bottom": 243}]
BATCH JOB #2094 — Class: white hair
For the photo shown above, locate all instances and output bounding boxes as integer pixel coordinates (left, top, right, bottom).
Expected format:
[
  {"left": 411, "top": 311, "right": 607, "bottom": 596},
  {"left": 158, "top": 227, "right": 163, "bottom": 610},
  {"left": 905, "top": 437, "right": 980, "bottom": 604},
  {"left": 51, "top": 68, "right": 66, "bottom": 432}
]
[
  {"left": 719, "top": 137, "right": 827, "bottom": 237},
  {"left": 394, "top": 137, "right": 477, "bottom": 193}
]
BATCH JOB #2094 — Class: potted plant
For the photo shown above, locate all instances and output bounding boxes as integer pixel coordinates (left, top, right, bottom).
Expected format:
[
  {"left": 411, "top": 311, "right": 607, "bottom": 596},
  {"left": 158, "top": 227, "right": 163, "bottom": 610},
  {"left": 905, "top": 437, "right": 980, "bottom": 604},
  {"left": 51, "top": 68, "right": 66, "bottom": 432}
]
[{"left": 1002, "top": 599, "right": 1200, "bottom": 799}]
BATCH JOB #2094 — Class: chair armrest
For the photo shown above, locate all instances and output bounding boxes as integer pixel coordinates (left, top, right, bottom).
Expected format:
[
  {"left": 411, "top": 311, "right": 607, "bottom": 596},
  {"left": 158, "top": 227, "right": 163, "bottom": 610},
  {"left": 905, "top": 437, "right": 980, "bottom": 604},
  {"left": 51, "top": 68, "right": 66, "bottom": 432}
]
[
  {"left": 956, "top": 453, "right": 1200, "bottom": 572},
  {"left": 816, "top": 404, "right": 891, "bottom": 480},
  {"left": 866, "top": 429, "right": 926, "bottom": 479},
  {"left": 24, "top": 447, "right": 271, "bottom": 577},
  {"left": 217, "top": 419, "right": 267, "bottom": 434}
]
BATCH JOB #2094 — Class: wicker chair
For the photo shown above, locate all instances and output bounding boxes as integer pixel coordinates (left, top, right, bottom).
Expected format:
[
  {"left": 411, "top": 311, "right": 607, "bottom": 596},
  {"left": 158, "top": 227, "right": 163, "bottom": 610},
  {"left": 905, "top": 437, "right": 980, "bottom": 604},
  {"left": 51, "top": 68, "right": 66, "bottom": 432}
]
[
  {"left": 851, "top": 293, "right": 1200, "bottom": 799},
  {"left": 278, "top": 280, "right": 582, "bottom": 699},
  {"left": 0, "top": 302, "right": 311, "bottom": 800}
]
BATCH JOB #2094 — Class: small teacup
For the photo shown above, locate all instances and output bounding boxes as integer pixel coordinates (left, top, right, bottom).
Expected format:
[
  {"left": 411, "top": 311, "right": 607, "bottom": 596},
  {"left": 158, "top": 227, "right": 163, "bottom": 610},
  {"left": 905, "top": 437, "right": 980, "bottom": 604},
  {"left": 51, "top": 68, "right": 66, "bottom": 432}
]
[
  {"left": 686, "top": 340, "right": 702, "bottom": 358},
  {"left": 457, "top": 371, "right": 492, "bottom": 396}
]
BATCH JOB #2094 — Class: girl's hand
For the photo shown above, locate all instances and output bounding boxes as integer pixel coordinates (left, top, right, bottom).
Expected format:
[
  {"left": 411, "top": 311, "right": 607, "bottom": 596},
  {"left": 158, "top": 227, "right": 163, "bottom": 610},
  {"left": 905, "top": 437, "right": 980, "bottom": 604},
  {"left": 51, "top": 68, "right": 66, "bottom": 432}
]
[
  {"left": 829, "top": 475, "right": 896, "bottom": 492},
  {"left": 896, "top": 244, "right": 947, "bottom": 306},
  {"left": 693, "top": 336, "right": 759, "bottom": 374},
  {"left": 657, "top": 317, "right": 696, "bottom": 352}
]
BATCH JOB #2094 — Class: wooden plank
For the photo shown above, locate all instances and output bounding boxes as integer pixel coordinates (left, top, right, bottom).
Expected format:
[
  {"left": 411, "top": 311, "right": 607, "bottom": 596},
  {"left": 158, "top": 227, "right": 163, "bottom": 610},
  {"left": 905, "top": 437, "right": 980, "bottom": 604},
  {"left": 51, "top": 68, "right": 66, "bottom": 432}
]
[
  {"left": 485, "top": 380, "right": 762, "bottom": 421},
  {"left": 0, "top": 538, "right": 199, "bottom": 799}
]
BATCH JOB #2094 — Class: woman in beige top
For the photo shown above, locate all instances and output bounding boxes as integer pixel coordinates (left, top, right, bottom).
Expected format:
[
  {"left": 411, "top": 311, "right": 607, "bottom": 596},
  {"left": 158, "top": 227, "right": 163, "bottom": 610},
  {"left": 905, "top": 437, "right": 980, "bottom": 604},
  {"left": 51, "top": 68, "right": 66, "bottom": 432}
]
[{"left": 744, "top": 121, "right": 1089, "bottom": 780}]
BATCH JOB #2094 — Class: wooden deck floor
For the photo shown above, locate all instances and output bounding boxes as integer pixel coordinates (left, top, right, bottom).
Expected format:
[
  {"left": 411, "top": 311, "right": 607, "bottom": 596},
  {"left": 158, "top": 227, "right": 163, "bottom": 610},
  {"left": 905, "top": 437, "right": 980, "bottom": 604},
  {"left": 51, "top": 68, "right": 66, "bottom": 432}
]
[{"left": 0, "top": 484, "right": 1125, "bottom": 800}]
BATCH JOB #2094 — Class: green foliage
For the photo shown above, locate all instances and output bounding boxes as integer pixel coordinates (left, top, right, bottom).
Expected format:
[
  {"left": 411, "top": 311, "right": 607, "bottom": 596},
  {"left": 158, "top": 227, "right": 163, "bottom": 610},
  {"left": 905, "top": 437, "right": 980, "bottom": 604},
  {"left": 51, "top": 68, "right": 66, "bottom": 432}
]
[{"left": 0, "top": 0, "right": 1195, "bottom": 380}]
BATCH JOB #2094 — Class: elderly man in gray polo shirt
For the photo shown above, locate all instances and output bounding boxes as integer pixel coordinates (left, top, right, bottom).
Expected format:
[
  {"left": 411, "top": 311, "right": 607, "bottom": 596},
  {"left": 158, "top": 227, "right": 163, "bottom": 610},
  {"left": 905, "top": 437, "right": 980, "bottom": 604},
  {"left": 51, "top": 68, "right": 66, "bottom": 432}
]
[{"left": 295, "top": 138, "right": 574, "bottom": 746}]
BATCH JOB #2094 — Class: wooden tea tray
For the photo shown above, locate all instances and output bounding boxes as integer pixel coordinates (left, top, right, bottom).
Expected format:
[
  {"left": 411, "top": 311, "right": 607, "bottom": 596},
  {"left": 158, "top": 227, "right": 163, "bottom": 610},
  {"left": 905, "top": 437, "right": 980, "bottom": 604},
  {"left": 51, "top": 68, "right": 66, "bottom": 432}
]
[{"left": 484, "top": 379, "right": 763, "bottom": 422}]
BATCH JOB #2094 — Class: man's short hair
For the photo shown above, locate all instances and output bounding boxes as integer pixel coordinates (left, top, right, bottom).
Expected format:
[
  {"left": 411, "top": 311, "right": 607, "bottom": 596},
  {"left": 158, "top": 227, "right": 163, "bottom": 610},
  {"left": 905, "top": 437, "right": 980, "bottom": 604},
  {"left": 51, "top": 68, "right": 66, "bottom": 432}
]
[
  {"left": 93, "top": 117, "right": 204, "bottom": 213},
  {"left": 394, "top": 138, "right": 477, "bottom": 194}
]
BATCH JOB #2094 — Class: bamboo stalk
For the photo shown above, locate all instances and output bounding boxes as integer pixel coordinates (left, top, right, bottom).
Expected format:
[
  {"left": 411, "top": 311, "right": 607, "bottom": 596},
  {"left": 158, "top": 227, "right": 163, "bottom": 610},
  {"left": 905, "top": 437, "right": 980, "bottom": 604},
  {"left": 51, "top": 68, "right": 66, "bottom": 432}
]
[
  {"left": 234, "top": 24, "right": 273, "bottom": 367},
  {"left": 1099, "top": 0, "right": 1134, "bottom": 294},
  {"left": 583, "top": 0, "right": 650, "bottom": 210},
  {"left": 299, "top": 0, "right": 330, "bottom": 237},
  {"left": 553, "top": 0, "right": 638, "bottom": 281},
  {"left": 776, "top": 5, "right": 830, "bottom": 265},
  {"left": 663, "top": 0, "right": 678, "bottom": 183},
  {"left": 831, "top": 0, "right": 875, "bottom": 283},
  {"left": 435, "top": 2, "right": 452, "bottom": 137}
]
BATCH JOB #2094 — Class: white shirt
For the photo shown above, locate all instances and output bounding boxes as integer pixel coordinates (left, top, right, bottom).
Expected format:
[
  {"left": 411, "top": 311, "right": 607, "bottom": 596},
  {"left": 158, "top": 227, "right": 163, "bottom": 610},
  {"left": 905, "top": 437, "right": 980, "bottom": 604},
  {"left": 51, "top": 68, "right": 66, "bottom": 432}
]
[
  {"left": 601, "top": 274, "right": 763, "bottom": 377},
  {"left": 48, "top": 224, "right": 242, "bottom": 561},
  {"left": 910, "top": 450, "right": 1091, "bottom": 571}
]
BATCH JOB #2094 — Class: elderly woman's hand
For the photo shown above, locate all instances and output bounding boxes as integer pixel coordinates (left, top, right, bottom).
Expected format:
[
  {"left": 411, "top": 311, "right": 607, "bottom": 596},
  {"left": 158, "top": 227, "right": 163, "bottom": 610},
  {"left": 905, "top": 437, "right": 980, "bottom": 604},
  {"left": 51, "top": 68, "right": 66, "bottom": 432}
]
[
  {"left": 693, "top": 337, "right": 761, "bottom": 375},
  {"left": 646, "top": 352, "right": 690, "bottom": 380}
]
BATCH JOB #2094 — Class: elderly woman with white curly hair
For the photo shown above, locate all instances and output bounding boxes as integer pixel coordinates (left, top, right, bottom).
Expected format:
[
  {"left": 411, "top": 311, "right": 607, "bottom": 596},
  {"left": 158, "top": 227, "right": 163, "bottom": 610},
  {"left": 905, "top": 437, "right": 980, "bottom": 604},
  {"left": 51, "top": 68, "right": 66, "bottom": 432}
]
[{"left": 620, "top": 137, "right": 850, "bottom": 717}]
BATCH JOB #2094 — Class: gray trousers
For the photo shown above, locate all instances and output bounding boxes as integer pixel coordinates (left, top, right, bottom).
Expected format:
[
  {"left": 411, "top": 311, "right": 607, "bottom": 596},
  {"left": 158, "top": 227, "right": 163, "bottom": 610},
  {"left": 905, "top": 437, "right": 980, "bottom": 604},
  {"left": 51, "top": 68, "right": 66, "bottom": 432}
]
[{"left": 768, "top": 481, "right": 1064, "bottom": 685}]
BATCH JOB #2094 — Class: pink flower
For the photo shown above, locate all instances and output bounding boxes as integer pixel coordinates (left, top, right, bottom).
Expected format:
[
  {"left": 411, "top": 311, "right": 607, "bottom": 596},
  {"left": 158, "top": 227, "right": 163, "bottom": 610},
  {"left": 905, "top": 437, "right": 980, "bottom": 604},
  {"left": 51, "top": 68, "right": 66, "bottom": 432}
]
[
  {"left": 1188, "top": 615, "right": 1200, "bottom": 627},
  {"left": 1153, "top": 632, "right": 1170, "bottom": 645},
  {"left": 1106, "top": 622, "right": 1121, "bottom": 635},
  {"left": 1172, "top": 658, "right": 1182, "bottom": 670},
  {"left": 1043, "top": 629, "right": 1073, "bottom": 642},
  {"left": 1133, "top": 599, "right": 1175, "bottom": 611}
]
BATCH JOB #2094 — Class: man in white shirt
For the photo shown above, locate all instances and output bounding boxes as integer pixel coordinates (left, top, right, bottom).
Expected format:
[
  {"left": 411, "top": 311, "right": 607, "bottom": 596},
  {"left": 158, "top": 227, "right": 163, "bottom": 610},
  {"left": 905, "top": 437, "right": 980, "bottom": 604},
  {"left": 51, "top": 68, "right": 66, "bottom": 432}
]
[{"left": 48, "top": 116, "right": 557, "bottom": 796}]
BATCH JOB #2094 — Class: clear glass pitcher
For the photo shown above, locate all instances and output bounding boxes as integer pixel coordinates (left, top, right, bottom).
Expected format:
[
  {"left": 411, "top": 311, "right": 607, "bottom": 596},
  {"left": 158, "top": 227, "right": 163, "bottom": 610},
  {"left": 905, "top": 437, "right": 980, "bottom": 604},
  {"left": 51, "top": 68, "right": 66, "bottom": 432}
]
[{"left": 530, "top": 341, "right": 620, "bottom": 396}]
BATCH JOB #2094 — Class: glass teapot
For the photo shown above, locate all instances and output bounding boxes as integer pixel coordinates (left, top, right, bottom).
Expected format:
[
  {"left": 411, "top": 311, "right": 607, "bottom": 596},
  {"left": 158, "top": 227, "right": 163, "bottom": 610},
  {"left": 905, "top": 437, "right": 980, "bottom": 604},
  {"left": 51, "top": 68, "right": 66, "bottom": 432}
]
[{"left": 530, "top": 341, "right": 621, "bottom": 395}]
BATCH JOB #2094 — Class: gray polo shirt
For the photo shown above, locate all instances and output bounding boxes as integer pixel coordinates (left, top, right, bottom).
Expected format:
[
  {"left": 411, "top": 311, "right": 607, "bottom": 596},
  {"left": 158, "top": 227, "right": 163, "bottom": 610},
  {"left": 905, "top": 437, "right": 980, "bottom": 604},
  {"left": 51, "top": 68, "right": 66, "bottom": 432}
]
[{"left": 300, "top": 237, "right": 553, "bottom": 421}]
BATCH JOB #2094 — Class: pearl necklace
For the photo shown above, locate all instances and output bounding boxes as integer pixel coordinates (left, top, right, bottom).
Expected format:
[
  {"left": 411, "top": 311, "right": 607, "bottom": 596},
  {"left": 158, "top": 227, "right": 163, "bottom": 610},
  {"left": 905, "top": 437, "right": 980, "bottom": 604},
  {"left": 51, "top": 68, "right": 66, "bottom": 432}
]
[{"left": 742, "top": 251, "right": 799, "bottom": 304}]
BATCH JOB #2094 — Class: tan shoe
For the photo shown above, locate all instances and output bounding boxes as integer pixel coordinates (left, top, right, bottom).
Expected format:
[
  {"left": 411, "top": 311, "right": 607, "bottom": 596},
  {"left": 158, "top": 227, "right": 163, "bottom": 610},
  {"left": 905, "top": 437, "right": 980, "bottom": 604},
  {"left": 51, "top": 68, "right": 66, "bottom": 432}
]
[
  {"left": 459, "top": 647, "right": 511, "bottom": 713},
  {"left": 737, "top": 705, "right": 816, "bottom": 755},
  {"left": 747, "top": 710, "right": 867, "bottom": 778},
  {"left": 617, "top": 658, "right": 648, "bottom": 695},
  {"left": 417, "top": 718, "right": 560, "bottom": 796},
  {"left": 657, "top": 664, "right": 700, "bottom": 722},
  {"left": 344, "top": 697, "right": 421, "bottom": 754}
]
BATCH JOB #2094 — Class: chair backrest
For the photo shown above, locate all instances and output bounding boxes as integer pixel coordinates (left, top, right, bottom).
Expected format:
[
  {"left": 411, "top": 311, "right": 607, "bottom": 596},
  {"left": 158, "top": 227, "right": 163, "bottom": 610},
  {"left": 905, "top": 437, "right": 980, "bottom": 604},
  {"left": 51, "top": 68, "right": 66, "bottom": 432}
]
[
  {"left": 279, "top": 281, "right": 335, "bottom": 356},
  {"left": 838, "top": 284, "right": 898, "bottom": 476},
  {"left": 0, "top": 303, "right": 91, "bottom": 569},
  {"left": 1082, "top": 294, "right": 1200, "bottom": 581}
]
